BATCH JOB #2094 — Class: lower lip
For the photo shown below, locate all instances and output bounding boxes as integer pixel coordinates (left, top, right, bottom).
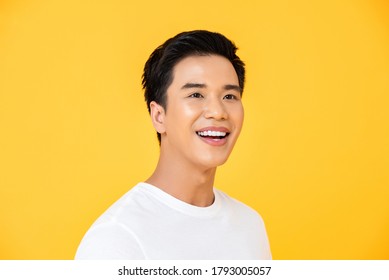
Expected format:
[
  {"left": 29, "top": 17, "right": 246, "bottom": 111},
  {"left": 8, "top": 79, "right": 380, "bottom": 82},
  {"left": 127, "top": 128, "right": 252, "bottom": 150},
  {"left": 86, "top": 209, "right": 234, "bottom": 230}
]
[{"left": 197, "top": 134, "right": 228, "bottom": 146}]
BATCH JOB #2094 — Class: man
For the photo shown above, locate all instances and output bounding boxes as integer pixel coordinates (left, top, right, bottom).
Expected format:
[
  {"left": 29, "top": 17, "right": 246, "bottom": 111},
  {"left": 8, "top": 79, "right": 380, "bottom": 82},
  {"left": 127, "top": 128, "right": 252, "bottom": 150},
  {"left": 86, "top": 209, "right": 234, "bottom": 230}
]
[{"left": 75, "top": 30, "right": 271, "bottom": 259}]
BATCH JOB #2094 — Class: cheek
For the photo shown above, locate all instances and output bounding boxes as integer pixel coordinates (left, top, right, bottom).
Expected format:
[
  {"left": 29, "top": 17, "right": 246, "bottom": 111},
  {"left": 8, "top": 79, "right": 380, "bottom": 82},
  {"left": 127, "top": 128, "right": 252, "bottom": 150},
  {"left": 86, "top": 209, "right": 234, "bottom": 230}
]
[
  {"left": 181, "top": 101, "right": 203, "bottom": 117},
  {"left": 240, "top": 106, "right": 245, "bottom": 124},
  {"left": 165, "top": 101, "right": 199, "bottom": 132},
  {"left": 233, "top": 105, "right": 244, "bottom": 129},
  {"left": 174, "top": 102, "right": 203, "bottom": 127}
]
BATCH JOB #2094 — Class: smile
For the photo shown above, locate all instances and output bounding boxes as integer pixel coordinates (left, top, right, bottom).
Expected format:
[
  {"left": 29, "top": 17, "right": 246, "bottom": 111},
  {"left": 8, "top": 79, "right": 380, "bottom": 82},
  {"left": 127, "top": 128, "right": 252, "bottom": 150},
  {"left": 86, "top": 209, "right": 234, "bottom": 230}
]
[
  {"left": 196, "top": 130, "right": 229, "bottom": 138},
  {"left": 196, "top": 128, "right": 230, "bottom": 146}
]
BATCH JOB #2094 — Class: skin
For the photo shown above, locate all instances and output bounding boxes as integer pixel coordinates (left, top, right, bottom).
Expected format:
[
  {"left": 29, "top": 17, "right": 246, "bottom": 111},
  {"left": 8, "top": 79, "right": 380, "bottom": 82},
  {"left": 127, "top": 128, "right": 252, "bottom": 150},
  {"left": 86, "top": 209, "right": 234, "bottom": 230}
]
[{"left": 146, "top": 55, "right": 244, "bottom": 207}]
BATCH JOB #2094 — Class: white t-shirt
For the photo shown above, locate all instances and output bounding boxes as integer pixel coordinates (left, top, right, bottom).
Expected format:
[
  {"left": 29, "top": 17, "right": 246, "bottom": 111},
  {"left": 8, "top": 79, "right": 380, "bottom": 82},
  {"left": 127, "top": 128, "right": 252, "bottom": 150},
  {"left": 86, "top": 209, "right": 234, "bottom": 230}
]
[{"left": 75, "top": 182, "right": 272, "bottom": 259}]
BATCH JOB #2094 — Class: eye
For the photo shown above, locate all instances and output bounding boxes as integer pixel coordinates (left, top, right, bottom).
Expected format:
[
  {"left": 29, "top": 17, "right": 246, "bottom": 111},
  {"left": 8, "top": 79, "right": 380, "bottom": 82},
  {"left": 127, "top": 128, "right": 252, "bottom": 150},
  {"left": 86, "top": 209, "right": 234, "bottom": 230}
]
[
  {"left": 189, "top": 92, "right": 203, "bottom": 98},
  {"left": 223, "top": 94, "right": 238, "bottom": 100}
]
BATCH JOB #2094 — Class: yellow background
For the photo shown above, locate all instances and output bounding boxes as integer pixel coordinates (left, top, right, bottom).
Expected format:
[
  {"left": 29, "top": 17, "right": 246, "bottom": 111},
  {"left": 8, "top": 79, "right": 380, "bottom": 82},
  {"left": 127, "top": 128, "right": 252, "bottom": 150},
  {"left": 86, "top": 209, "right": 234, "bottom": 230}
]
[{"left": 1, "top": 0, "right": 388, "bottom": 259}]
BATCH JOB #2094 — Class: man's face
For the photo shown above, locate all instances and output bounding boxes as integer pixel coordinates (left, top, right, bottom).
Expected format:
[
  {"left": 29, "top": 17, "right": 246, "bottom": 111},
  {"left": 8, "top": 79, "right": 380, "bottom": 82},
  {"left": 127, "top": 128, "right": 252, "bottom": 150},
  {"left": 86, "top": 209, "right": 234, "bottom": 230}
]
[{"left": 160, "top": 54, "right": 244, "bottom": 169}]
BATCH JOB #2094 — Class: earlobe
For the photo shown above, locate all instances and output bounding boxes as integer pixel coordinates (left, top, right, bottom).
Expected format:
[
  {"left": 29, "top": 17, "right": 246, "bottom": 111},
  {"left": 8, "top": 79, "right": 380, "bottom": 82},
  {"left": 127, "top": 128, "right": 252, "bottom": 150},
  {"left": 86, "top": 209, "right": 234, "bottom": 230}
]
[{"left": 150, "top": 101, "right": 166, "bottom": 134}]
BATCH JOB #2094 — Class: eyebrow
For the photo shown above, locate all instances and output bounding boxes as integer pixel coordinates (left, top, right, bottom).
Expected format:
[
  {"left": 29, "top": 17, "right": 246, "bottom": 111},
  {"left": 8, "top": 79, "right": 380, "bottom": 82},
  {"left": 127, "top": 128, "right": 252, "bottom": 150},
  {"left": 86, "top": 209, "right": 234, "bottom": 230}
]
[
  {"left": 224, "top": 84, "right": 242, "bottom": 93},
  {"left": 181, "top": 83, "right": 242, "bottom": 93},
  {"left": 181, "top": 83, "right": 207, "bottom": 90}
]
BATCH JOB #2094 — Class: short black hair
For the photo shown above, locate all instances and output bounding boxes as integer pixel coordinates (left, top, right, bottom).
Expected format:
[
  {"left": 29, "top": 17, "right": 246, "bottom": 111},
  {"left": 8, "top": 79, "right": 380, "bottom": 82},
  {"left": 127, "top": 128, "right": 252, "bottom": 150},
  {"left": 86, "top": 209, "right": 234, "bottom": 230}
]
[{"left": 142, "top": 30, "right": 245, "bottom": 143}]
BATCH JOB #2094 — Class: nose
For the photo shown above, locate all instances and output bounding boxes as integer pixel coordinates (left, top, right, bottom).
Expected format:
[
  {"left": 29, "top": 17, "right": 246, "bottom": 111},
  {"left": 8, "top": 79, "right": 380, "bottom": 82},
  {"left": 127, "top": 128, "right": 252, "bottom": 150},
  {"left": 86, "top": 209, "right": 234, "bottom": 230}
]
[{"left": 203, "top": 97, "right": 228, "bottom": 120}]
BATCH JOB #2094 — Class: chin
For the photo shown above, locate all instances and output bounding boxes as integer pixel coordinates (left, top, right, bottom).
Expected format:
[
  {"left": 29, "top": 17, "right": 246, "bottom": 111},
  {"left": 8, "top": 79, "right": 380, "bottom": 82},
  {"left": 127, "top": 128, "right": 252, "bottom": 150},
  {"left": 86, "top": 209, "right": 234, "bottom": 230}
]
[{"left": 196, "top": 154, "right": 230, "bottom": 169}]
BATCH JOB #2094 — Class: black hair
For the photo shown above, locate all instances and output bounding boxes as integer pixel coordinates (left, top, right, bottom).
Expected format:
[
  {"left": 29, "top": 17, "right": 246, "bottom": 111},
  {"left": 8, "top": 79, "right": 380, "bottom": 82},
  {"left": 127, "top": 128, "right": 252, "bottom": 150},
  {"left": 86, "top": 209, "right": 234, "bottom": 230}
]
[{"left": 142, "top": 30, "right": 245, "bottom": 143}]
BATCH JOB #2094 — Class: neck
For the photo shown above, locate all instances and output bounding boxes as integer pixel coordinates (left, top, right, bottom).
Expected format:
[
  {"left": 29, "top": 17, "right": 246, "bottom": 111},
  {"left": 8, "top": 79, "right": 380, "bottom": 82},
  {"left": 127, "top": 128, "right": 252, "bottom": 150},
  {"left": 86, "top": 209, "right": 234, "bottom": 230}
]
[{"left": 145, "top": 148, "right": 217, "bottom": 207}]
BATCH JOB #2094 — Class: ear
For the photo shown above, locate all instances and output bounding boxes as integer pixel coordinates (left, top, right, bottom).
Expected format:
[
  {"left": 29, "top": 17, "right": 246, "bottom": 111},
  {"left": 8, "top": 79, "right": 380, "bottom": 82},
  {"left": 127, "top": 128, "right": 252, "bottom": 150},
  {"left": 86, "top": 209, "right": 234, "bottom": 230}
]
[{"left": 150, "top": 101, "right": 166, "bottom": 134}]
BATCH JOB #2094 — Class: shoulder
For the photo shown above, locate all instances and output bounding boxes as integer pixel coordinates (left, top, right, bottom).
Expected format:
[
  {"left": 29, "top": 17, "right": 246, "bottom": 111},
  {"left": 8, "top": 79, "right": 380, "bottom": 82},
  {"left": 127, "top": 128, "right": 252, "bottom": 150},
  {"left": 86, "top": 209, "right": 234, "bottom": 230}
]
[
  {"left": 214, "top": 189, "right": 272, "bottom": 259},
  {"left": 75, "top": 221, "right": 145, "bottom": 259},
  {"left": 87, "top": 183, "right": 157, "bottom": 226},
  {"left": 215, "top": 188, "right": 268, "bottom": 230},
  {"left": 75, "top": 183, "right": 152, "bottom": 259},
  {"left": 215, "top": 189, "right": 262, "bottom": 218}
]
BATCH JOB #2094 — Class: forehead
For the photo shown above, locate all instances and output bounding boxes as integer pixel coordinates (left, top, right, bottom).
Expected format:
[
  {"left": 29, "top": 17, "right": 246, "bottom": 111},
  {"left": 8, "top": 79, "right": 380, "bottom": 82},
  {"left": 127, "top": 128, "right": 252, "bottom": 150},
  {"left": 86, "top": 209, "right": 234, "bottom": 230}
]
[{"left": 170, "top": 55, "right": 239, "bottom": 86}]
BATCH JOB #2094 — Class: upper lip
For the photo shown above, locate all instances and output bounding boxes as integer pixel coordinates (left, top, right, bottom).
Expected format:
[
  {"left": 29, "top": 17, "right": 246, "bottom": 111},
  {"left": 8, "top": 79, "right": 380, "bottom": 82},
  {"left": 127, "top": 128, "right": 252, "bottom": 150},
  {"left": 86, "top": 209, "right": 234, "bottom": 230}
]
[{"left": 196, "top": 126, "right": 230, "bottom": 133}]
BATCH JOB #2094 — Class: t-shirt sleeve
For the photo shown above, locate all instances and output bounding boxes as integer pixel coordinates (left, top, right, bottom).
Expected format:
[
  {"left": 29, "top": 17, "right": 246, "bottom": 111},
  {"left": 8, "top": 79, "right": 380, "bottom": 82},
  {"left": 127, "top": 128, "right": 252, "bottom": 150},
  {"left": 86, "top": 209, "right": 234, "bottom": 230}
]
[{"left": 74, "top": 222, "right": 145, "bottom": 260}]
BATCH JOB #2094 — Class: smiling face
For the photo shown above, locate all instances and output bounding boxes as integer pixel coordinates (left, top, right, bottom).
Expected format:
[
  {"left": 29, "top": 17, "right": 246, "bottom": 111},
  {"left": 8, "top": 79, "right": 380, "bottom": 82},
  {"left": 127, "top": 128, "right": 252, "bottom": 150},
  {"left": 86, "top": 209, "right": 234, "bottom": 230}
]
[{"left": 150, "top": 54, "right": 244, "bottom": 170}]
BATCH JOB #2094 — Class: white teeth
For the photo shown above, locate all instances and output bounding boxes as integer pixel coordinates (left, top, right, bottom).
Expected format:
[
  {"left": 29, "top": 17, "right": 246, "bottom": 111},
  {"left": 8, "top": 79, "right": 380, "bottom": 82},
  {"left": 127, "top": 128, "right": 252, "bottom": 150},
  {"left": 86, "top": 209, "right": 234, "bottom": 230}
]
[{"left": 197, "top": 131, "right": 227, "bottom": 137}]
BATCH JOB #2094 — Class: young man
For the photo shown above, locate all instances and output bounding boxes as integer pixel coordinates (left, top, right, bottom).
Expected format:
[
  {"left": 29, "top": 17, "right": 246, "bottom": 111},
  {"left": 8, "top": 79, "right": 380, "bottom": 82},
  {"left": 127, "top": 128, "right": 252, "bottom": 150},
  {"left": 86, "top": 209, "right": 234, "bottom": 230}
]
[{"left": 75, "top": 30, "right": 272, "bottom": 259}]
